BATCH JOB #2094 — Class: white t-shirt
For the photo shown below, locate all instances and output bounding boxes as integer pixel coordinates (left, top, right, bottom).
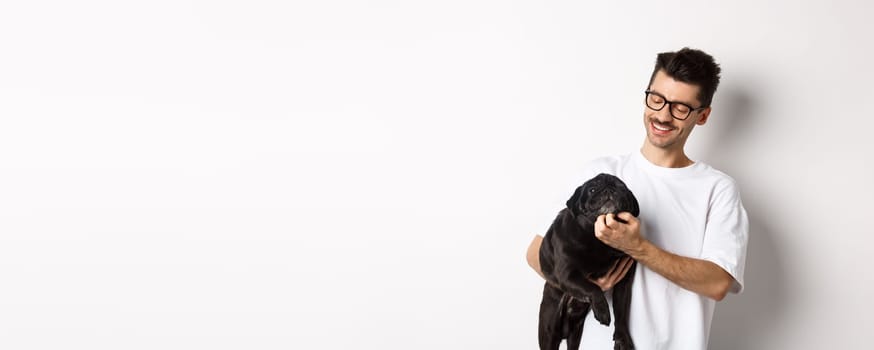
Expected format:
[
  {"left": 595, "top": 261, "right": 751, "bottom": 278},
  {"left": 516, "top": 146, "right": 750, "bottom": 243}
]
[{"left": 575, "top": 151, "right": 749, "bottom": 350}]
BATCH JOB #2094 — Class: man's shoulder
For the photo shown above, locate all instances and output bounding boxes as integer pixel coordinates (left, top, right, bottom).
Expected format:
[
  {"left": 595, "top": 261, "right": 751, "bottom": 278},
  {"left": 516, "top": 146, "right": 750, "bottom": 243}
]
[
  {"left": 692, "top": 162, "right": 744, "bottom": 199},
  {"left": 697, "top": 162, "right": 740, "bottom": 187}
]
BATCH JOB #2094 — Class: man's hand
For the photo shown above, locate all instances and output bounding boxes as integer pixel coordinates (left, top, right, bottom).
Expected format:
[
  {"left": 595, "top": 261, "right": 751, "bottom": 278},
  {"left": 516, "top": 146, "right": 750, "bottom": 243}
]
[
  {"left": 595, "top": 212, "right": 645, "bottom": 256},
  {"left": 588, "top": 257, "right": 634, "bottom": 291},
  {"left": 594, "top": 213, "right": 735, "bottom": 301}
]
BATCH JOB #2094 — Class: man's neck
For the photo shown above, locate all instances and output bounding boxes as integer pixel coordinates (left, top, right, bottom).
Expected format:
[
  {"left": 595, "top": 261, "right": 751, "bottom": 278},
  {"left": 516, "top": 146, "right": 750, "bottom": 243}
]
[{"left": 640, "top": 143, "right": 694, "bottom": 168}]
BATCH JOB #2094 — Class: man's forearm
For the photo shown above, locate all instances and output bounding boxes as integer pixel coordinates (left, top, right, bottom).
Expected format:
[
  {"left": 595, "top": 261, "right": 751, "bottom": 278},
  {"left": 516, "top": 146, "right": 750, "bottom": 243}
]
[
  {"left": 526, "top": 235, "right": 545, "bottom": 279},
  {"left": 527, "top": 235, "right": 566, "bottom": 291},
  {"left": 628, "top": 240, "right": 734, "bottom": 301}
]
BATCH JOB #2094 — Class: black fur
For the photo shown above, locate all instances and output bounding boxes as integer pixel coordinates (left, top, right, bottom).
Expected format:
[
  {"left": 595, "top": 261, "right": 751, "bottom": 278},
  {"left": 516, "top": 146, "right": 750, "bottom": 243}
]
[{"left": 538, "top": 173, "right": 640, "bottom": 350}]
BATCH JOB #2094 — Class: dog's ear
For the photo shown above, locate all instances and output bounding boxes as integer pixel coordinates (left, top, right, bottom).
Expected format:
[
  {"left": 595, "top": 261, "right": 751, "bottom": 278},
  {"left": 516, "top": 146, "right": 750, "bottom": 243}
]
[
  {"left": 629, "top": 191, "right": 641, "bottom": 217},
  {"left": 566, "top": 185, "right": 584, "bottom": 214}
]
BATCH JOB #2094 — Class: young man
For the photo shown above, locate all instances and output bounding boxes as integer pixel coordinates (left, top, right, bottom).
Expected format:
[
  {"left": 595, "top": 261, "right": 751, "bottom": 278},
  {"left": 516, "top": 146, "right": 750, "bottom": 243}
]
[{"left": 526, "top": 48, "right": 749, "bottom": 349}]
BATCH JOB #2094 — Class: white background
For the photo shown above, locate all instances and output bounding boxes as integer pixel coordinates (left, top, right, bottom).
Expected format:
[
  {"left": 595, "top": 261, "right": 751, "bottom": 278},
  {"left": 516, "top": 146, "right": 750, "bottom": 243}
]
[{"left": 1, "top": 1, "right": 873, "bottom": 349}]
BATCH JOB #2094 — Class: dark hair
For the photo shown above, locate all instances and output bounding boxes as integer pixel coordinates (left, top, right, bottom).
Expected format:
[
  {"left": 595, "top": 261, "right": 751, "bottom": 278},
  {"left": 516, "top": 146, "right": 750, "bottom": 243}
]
[{"left": 648, "top": 47, "right": 721, "bottom": 108}]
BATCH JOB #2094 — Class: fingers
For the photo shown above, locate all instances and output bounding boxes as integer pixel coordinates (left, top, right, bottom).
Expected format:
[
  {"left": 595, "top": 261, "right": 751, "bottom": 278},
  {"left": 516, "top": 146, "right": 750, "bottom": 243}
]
[
  {"left": 594, "top": 214, "right": 609, "bottom": 239},
  {"left": 597, "top": 214, "right": 607, "bottom": 228},
  {"left": 607, "top": 212, "right": 635, "bottom": 226},
  {"left": 597, "top": 214, "right": 615, "bottom": 231},
  {"left": 617, "top": 257, "right": 633, "bottom": 278},
  {"left": 597, "top": 257, "right": 634, "bottom": 291},
  {"left": 607, "top": 257, "right": 629, "bottom": 279},
  {"left": 590, "top": 273, "right": 609, "bottom": 292},
  {"left": 605, "top": 213, "right": 615, "bottom": 228},
  {"left": 607, "top": 257, "right": 622, "bottom": 272},
  {"left": 616, "top": 212, "right": 633, "bottom": 222}
]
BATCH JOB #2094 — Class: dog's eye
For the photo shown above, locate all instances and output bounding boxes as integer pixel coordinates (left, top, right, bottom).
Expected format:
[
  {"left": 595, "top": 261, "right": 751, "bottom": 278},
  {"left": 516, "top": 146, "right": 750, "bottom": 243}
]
[{"left": 588, "top": 188, "right": 596, "bottom": 194}]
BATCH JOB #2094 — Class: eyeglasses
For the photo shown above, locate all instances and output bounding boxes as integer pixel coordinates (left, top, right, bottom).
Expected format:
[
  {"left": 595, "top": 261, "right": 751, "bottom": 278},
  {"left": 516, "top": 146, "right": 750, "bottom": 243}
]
[{"left": 644, "top": 90, "right": 707, "bottom": 121}]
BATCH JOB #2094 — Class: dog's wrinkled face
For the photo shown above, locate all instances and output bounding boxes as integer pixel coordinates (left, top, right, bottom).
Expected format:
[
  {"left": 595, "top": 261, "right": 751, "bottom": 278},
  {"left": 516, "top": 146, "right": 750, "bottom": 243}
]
[{"left": 566, "top": 173, "right": 639, "bottom": 226}]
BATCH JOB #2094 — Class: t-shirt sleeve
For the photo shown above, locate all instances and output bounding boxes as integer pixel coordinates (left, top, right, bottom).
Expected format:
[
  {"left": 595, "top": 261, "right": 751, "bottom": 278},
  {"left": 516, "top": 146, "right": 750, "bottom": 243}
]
[{"left": 700, "top": 179, "right": 750, "bottom": 294}]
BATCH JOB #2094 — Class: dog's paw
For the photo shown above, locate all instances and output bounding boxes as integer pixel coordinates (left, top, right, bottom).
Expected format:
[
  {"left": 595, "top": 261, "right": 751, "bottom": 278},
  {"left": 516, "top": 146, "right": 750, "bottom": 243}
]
[
  {"left": 613, "top": 334, "right": 634, "bottom": 350},
  {"left": 613, "top": 340, "right": 634, "bottom": 350},
  {"left": 592, "top": 303, "right": 611, "bottom": 326}
]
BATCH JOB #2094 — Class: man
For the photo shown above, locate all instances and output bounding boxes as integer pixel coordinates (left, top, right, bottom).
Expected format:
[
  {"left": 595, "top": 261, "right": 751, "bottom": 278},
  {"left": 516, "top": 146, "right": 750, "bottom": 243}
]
[{"left": 526, "top": 47, "right": 749, "bottom": 349}]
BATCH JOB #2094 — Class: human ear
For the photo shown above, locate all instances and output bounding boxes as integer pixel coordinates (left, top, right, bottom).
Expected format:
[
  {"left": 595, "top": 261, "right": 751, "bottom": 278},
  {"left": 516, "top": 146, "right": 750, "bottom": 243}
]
[{"left": 696, "top": 107, "right": 711, "bottom": 125}]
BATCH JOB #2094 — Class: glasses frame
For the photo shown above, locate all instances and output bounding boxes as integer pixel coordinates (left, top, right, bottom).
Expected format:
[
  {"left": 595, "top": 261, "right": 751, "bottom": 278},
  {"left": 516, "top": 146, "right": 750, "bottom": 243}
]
[{"left": 644, "top": 90, "right": 707, "bottom": 121}]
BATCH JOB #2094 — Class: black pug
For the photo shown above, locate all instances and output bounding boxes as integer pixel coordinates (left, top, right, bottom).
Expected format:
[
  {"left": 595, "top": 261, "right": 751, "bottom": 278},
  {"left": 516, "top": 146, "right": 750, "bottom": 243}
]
[{"left": 538, "top": 173, "right": 640, "bottom": 350}]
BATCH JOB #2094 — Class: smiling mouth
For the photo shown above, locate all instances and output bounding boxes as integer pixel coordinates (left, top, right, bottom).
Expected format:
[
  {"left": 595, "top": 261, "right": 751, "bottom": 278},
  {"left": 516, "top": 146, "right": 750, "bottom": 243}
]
[{"left": 651, "top": 121, "right": 675, "bottom": 133}]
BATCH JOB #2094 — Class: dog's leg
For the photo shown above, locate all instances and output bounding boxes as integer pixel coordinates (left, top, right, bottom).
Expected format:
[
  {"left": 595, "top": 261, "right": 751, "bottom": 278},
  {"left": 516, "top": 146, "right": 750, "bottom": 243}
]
[
  {"left": 611, "top": 262, "right": 637, "bottom": 350},
  {"left": 563, "top": 299, "right": 590, "bottom": 350},
  {"left": 538, "top": 283, "right": 563, "bottom": 350},
  {"left": 557, "top": 270, "right": 611, "bottom": 326}
]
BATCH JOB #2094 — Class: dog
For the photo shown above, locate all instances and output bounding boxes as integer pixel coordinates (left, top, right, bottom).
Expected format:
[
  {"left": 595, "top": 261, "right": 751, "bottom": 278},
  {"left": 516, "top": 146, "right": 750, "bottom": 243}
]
[{"left": 538, "top": 173, "right": 640, "bottom": 350}]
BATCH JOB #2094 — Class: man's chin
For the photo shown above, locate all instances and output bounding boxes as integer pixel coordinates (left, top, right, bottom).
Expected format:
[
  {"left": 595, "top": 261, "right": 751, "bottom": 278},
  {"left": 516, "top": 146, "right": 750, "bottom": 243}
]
[{"left": 646, "top": 132, "right": 676, "bottom": 149}]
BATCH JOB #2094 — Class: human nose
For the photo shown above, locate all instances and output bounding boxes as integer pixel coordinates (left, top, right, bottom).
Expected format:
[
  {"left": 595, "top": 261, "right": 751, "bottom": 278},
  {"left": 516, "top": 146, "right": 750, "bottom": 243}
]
[{"left": 655, "top": 103, "right": 674, "bottom": 122}]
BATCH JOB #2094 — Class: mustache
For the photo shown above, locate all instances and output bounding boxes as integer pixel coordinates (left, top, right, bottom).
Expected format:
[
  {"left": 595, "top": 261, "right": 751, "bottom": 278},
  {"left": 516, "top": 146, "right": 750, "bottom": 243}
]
[{"left": 649, "top": 118, "right": 676, "bottom": 128}]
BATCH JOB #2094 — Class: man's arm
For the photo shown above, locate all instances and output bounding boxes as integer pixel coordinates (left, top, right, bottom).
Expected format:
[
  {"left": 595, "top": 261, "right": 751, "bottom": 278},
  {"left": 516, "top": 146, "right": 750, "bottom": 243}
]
[
  {"left": 526, "top": 235, "right": 546, "bottom": 279},
  {"left": 629, "top": 239, "right": 734, "bottom": 301},
  {"left": 596, "top": 213, "right": 735, "bottom": 301}
]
